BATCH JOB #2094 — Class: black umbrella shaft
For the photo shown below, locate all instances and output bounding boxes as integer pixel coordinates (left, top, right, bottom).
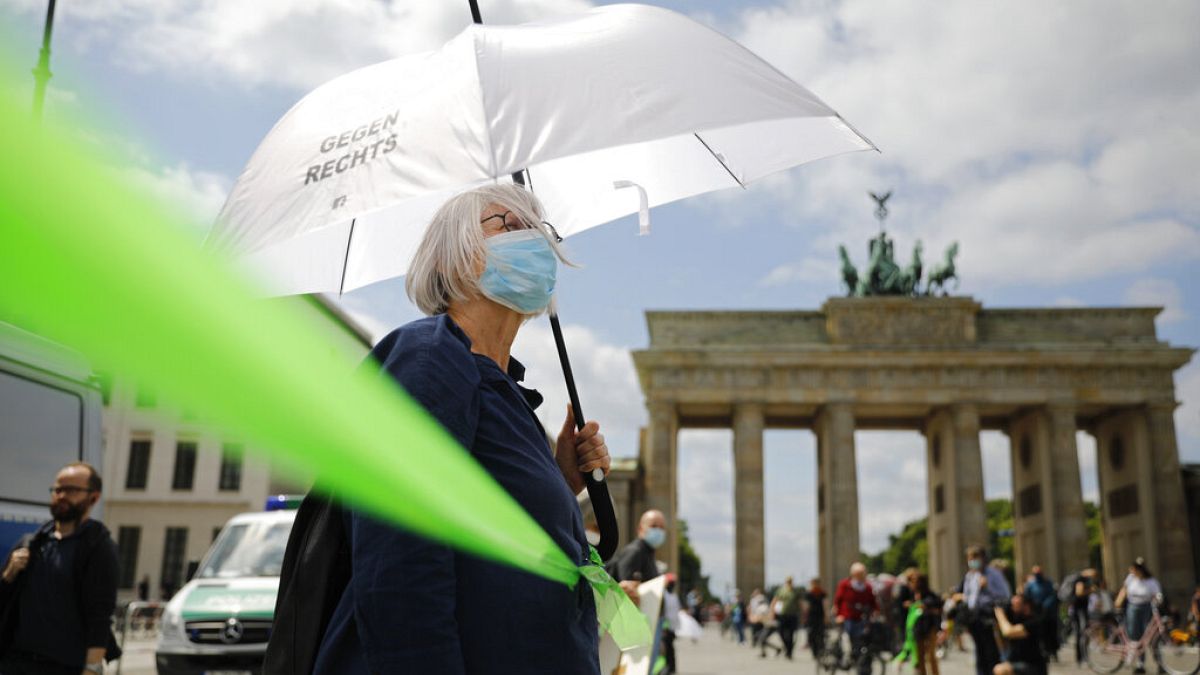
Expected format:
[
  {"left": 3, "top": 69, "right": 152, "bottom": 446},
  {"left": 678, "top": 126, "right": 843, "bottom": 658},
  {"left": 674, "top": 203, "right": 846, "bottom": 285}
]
[
  {"left": 468, "top": 0, "right": 619, "bottom": 561},
  {"left": 550, "top": 311, "right": 620, "bottom": 561}
]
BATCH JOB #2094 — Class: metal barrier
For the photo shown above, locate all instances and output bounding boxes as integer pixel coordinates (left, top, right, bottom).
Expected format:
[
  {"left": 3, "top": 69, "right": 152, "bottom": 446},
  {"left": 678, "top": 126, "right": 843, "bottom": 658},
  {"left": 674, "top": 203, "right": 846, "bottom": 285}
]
[{"left": 114, "top": 601, "right": 164, "bottom": 675}]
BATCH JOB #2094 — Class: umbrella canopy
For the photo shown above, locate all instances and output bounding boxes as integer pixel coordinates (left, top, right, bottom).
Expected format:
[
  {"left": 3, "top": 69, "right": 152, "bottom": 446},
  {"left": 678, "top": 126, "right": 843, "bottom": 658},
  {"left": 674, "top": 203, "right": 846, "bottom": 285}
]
[{"left": 209, "top": 3, "right": 874, "bottom": 294}]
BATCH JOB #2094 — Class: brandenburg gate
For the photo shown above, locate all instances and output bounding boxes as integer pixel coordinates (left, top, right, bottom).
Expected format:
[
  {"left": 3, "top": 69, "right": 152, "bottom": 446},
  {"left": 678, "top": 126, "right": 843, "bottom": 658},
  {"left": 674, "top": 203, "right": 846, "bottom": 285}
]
[{"left": 630, "top": 296, "right": 1196, "bottom": 598}]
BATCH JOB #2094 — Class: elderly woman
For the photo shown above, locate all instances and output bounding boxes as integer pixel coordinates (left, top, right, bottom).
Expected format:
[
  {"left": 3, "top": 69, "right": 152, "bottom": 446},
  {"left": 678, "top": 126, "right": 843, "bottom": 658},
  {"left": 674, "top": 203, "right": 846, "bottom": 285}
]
[{"left": 313, "top": 183, "right": 611, "bottom": 674}]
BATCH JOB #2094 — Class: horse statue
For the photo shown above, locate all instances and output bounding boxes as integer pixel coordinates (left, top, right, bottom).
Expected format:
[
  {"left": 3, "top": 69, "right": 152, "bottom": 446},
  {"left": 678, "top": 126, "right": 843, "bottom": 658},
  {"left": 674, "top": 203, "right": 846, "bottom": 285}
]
[
  {"left": 899, "top": 241, "right": 923, "bottom": 295},
  {"left": 926, "top": 242, "right": 959, "bottom": 296},
  {"left": 857, "top": 235, "right": 884, "bottom": 295},
  {"left": 838, "top": 245, "right": 859, "bottom": 296}
]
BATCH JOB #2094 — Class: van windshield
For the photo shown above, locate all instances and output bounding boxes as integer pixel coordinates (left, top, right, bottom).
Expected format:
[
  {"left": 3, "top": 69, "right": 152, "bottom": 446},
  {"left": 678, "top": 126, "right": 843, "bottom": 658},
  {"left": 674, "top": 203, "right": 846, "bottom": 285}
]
[{"left": 198, "top": 518, "right": 293, "bottom": 578}]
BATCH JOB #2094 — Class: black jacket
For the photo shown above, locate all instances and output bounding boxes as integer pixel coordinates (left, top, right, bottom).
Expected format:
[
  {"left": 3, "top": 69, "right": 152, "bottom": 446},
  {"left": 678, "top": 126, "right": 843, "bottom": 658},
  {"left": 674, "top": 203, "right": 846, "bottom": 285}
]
[
  {"left": 607, "top": 538, "right": 660, "bottom": 583},
  {"left": 0, "top": 520, "right": 121, "bottom": 665}
]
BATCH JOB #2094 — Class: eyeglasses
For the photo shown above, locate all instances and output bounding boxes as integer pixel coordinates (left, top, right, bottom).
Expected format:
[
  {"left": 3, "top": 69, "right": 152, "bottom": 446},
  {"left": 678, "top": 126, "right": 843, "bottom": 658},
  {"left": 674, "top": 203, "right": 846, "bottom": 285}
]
[
  {"left": 49, "top": 486, "right": 93, "bottom": 496},
  {"left": 479, "top": 211, "right": 563, "bottom": 243}
]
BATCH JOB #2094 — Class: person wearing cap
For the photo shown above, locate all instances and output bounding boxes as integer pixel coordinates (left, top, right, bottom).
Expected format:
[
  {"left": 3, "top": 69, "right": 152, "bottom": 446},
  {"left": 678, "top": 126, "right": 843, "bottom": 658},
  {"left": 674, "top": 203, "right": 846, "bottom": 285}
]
[{"left": 1114, "top": 557, "right": 1163, "bottom": 674}]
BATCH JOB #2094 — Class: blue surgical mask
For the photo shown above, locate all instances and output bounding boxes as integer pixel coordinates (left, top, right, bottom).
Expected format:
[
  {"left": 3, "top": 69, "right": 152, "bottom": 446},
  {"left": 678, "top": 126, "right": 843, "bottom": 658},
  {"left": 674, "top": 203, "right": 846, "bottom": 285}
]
[
  {"left": 478, "top": 229, "right": 557, "bottom": 314},
  {"left": 643, "top": 526, "right": 666, "bottom": 549},
  {"left": 969, "top": 559, "right": 983, "bottom": 570}
]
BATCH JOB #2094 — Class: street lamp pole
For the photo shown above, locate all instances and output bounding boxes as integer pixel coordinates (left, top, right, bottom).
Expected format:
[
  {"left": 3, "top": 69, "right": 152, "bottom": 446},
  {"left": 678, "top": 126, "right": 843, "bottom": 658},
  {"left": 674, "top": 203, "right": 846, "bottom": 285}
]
[{"left": 31, "top": 0, "right": 58, "bottom": 122}]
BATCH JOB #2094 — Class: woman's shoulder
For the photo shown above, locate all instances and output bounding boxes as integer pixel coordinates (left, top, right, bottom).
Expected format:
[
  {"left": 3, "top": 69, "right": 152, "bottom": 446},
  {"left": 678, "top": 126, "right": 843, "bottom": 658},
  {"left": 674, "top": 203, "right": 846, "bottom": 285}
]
[
  {"left": 371, "top": 315, "right": 473, "bottom": 365},
  {"left": 368, "top": 315, "right": 480, "bottom": 388}
]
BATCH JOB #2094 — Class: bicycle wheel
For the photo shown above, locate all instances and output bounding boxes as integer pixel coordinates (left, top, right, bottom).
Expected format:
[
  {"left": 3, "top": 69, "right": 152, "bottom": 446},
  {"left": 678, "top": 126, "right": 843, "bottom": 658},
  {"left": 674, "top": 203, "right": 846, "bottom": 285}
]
[
  {"left": 821, "top": 630, "right": 847, "bottom": 673},
  {"left": 1156, "top": 630, "right": 1200, "bottom": 675},
  {"left": 1087, "top": 622, "right": 1126, "bottom": 674}
]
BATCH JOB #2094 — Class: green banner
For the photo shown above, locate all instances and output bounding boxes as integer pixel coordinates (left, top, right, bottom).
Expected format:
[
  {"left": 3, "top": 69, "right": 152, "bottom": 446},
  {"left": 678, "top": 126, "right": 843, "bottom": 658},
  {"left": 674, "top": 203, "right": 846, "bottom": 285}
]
[{"left": 0, "top": 80, "right": 578, "bottom": 586}]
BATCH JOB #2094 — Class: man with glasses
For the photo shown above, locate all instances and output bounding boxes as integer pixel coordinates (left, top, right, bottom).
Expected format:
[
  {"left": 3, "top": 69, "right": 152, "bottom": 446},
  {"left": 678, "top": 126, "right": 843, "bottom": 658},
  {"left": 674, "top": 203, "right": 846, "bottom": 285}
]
[{"left": 0, "top": 462, "right": 119, "bottom": 675}]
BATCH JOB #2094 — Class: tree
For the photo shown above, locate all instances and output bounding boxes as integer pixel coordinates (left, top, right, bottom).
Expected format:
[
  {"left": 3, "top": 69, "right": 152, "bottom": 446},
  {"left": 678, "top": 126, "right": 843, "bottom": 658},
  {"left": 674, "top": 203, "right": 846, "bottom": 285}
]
[
  {"left": 1083, "top": 501, "right": 1103, "bottom": 570},
  {"left": 865, "top": 498, "right": 1021, "bottom": 581},
  {"left": 677, "top": 519, "right": 712, "bottom": 600}
]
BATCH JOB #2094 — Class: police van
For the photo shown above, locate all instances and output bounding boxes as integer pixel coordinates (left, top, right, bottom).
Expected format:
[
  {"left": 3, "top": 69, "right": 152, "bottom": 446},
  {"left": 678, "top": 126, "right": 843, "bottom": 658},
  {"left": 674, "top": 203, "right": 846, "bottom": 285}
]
[
  {"left": 0, "top": 321, "right": 104, "bottom": 549},
  {"left": 155, "top": 497, "right": 299, "bottom": 675}
]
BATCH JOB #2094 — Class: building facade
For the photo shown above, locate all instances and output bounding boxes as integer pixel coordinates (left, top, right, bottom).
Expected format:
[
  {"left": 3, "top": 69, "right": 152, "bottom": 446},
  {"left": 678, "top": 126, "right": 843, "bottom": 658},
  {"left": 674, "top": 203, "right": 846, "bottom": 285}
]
[{"left": 99, "top": 297, "right": 372, "bottom": 602}]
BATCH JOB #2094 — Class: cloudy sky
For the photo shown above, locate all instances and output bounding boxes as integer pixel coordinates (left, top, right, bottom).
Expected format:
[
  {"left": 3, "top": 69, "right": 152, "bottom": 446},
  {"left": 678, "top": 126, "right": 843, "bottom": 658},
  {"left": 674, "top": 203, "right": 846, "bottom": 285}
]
[{"left": 3, "top": 0, "right": 1196, "bottom": 596}]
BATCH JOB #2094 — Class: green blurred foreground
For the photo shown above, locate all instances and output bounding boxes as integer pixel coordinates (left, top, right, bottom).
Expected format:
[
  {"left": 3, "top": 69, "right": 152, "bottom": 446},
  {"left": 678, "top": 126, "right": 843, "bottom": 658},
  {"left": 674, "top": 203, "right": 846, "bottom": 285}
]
[{"left": 0, "top": 80, "right": 581, "bottom": 586}]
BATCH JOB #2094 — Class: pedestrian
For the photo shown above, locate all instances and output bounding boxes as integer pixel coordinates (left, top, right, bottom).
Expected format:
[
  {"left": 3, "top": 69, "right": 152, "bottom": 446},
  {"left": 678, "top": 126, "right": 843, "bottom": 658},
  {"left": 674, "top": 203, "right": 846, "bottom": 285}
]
[
  {"left": 894, "top": 568, "right": 918, "bottom": 651},
  {"left": 1114, "top": 557, "right": 1162, "bottom": 674},
  {"left": 686, "top": 587, "right": 701, "bottom": 623},
  {"left": 1068, "top": 569, "right": 1095, "bottom": 665},
  {"left": 913, "top": 574, "right": 941, "bottom": 675},
  {"left": 1022, "top": 565, "right": 1059, "bottom": 660},
  {"left": 662, "top": 574, "right": 681, "bottom": 674},
  {"left": 748, "top": 588, "right": 769, "bottom": 647},
  {"left": 958, "top": 545, "right": 1011, "bottom": 675},
  {"left": 1190, "top": 585, "right": 1200, "bottom": 630},
  {"left": 608, "top": 509, "right": 666, "bottom": 594},
  {"left": 992, "top": 593, "right": 1047, "bottom": 675},
  {"left": 136, "top": 575, "right": 150, "bottom": 603},
  {"left": 309, "top": 184, "right": 612, "bottom": 674},
  {"left": 771, "top": 576, "right": 802, "bottom": 659},
  {"left": 806, "top": 576, "right": 828, "bottom": 658},
  {"left": 0, "top": 462, "right": 120, "bottom": 675},
  {"left": 835, "top": 562, "right": 879, "bottom": 675},
  {"left": 731, "top": 591, "right": 747, "bottom": 644}
]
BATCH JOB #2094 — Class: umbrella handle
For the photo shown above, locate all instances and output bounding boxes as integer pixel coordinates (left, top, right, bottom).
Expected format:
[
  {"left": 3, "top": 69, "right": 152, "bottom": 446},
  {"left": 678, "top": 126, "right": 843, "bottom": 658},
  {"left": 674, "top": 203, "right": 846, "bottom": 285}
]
[{"left": 549, "top": 311, "right": 621, "bottom": 561}]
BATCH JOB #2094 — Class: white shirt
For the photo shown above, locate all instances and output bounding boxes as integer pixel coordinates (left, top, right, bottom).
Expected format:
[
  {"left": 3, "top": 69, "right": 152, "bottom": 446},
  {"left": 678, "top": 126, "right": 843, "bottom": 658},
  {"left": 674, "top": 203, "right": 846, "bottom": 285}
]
[{"left": 1123, "top": 574, "right": 1161, "bottom": 605}]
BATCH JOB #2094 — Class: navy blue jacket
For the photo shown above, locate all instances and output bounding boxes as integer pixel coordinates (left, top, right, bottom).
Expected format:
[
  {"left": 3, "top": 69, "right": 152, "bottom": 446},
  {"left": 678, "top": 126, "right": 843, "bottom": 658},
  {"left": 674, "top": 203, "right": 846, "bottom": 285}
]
[{"left": 313, "top": 315, "right": 599, "bottom": 674}]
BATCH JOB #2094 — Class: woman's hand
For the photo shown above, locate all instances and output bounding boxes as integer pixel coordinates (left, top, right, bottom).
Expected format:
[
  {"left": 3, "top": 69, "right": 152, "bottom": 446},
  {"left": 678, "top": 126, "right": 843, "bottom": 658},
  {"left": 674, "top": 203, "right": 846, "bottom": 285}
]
[{"left": 555, "top": 405, "right": 611, "bottom": 494}]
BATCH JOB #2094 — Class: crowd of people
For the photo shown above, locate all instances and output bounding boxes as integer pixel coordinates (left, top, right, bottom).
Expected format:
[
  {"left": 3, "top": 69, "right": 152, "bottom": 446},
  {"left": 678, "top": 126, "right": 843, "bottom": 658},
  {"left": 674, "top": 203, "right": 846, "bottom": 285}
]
[{"left": 711, "top": 546, "right": 1200, "bottom": 675}]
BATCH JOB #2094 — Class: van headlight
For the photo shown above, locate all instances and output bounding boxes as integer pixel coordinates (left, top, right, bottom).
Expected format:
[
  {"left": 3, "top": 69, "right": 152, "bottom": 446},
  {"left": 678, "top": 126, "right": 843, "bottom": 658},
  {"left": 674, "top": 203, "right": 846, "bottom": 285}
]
[{"left": 158, "top": 607, "right": 187, "bottom": 646}]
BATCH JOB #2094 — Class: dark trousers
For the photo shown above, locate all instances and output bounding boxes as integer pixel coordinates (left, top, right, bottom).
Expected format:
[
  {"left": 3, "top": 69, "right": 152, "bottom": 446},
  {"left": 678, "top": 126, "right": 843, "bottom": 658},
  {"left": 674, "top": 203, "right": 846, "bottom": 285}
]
[
  {"left": 779, "top": 615, "right": 800, "bottom": 658},
  {"left": 809, "top": 621, "right": 826, "bottom": 657},
  {"left": 662, "top": 628, "right": 677, "bottom": 673},
  {"left": 0, "top": 653, "right": 80, "bottom": 675},
  {"left": 1072, "top": 608, "right": 1088, "bottom": 664},
  {"left": 969, "top": 617, "right": 1001, "bottom": 675}
]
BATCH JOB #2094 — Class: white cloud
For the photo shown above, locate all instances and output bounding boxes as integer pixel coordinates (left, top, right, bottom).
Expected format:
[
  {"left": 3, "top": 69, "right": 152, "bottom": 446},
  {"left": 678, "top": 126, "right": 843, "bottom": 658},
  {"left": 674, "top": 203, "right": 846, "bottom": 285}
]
[
  {"left": 42, "top": 0, "right": 593, "bottom": 92},
  {"left": 1122, "top": 278, "right": 1187, "bottom": 324},
  {"left": 1177, "top": 364, "right": 1200, "bottom": 457},
  {"left": 722, "top": 1, "right": 1200, "bottom": 291},
  {"left": 511, "top": 321, "right": 645, "bottom": 460},
  {"left": 120, "top": 162, "right": 231, "bottom": 235}
]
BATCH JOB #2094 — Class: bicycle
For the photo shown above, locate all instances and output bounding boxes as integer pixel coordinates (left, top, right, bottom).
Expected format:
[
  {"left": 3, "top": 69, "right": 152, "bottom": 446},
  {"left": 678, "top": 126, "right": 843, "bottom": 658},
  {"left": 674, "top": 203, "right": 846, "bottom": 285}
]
[
  {"left": 820, "top": 620, "right": 890, "bottom": 675},
  {"left": 1086, "top": 602, "right": 1200, "bottom": 675}
]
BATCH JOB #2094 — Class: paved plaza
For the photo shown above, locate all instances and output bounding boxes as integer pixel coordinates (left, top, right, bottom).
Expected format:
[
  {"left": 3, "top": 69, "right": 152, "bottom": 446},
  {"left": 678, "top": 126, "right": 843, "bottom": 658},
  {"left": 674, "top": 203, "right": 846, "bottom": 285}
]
[
  {"left": 111, "top": 625, "right": 1096, "bottom": 675},
  {"left": 670, "top": 625, "right": 1080, "bottom": 675}
]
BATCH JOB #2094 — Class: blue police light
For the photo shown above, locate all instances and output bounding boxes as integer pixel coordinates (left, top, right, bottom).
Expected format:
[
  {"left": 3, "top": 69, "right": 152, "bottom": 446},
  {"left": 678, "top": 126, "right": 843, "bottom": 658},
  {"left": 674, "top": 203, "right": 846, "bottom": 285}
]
[{"left": 264, "top": 495, "right": 303, "bottom": 511}]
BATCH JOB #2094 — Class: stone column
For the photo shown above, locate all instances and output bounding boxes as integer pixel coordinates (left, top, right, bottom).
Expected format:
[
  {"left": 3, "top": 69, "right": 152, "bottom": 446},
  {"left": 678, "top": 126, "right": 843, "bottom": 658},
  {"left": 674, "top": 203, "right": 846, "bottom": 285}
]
[
  {"left": 925, "top": 404, "right": 988, "bottom": 592},
  {"left": 951, "top": 404, "right": 990, "bottom": 553},
  {"left": 816, "top": 402, "right": 859, "bottom": 593},
  {"left": 1046, "top": 403, "right": 1089, "bottom": 575},
  {"left": 733, "top": 403, "right": 765, "bottom": 594},
  {"left": 1009, "top": 403, "right": 1089, "bottom": 580},
  {"left": 1144, "top": 401, "right": 1196, "bottom": 600},
  {"left": 1092, "top": 409, "right": 1157, "bottom": 587},
  {"left": 644, "top": 399, "right": 679, "bottom": 574}
]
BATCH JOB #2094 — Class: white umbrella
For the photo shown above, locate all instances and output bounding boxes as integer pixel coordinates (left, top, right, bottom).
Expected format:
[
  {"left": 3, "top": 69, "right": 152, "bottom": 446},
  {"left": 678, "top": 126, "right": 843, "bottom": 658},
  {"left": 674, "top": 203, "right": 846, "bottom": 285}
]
[
  {"left": 208, "top": 2, "right": 875, "bottom": 561},
  {"left": 208, "top": 3, "right": 874, "bottom": 295}
]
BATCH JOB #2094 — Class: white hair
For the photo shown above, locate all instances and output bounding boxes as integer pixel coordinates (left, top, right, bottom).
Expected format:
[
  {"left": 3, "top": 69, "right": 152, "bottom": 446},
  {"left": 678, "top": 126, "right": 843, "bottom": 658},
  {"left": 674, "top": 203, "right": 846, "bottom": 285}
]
[{"left": 405, "top": 183, "right": 571, "bottom": 316}]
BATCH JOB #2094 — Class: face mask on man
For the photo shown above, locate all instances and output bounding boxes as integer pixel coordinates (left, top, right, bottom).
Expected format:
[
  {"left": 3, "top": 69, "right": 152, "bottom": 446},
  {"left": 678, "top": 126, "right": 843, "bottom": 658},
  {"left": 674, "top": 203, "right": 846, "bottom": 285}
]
[
  {"left": 642, "top": 526, "right": 666, "bottom": 549},
  {"left": 478, "top": 229, "right": 558, "bottom": 314},
  {"left": 968, "top": 559, "right": 983, "bottom": 571},
  {"left": 851, "top": 579, "right": 866, "bottom": 591}
]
